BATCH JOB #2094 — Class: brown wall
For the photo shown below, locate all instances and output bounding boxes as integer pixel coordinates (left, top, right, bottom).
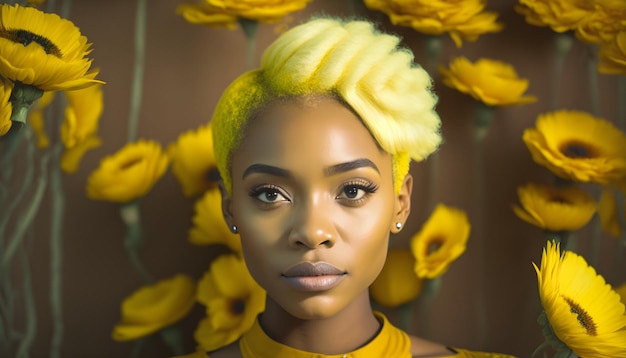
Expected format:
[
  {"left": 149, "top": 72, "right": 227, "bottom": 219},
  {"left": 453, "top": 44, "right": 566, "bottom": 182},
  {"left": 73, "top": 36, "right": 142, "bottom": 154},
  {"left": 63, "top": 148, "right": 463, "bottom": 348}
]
[{"left": 4, "top": 0, "right": 624, "bottom": 357}]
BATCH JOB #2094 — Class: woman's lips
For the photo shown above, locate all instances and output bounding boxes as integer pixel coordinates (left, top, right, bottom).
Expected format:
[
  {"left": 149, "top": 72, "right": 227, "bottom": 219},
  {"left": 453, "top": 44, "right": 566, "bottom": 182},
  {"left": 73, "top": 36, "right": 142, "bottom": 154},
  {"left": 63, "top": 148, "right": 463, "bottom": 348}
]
[{"left": 282, "top": 262, "right": 346, "bottom": 291}]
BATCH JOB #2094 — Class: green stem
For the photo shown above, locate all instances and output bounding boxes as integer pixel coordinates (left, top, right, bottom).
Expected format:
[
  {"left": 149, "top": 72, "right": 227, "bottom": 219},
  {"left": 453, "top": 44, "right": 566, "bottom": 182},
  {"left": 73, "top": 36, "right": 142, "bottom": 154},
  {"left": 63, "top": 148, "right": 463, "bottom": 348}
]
[
  {"left": 417, "top": 277, "right": 441, "bottom": 337},
  {"left": 424, "top": 35, "right": 442, "bottom": 76},
  {"left": 120, "top": 201, "right": 153, "bottom": 284},
  {"left": 424, "top": 35, "right": 443, "bottom": 216},
  {"left": 15, "top": 249, "right": 36, "bottom": 358},
  {"left": 159, "top": 325, "right": 185, "bottom": 355},
  {"left": 472, "top": 102, "right": 493, "bottom": 346},
  {"left": 49, "top": 143, "right": 64, "bottom": 358},
  {"left": 551, "top": 32, "right": 574, "bottom": 110},
  {"left": 128, "top": 0, "right": 147, "bottom": 143},
  {"left": 238, "top": 18, "right": 259, "bottom": 70}
]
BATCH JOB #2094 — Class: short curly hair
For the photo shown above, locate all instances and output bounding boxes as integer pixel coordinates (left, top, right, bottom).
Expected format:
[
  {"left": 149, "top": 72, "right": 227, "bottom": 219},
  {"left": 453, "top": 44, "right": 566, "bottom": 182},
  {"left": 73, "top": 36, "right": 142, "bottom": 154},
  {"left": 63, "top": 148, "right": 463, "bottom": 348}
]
[{"left": 212, "top": 17, "right": 442, "bottom": 195}]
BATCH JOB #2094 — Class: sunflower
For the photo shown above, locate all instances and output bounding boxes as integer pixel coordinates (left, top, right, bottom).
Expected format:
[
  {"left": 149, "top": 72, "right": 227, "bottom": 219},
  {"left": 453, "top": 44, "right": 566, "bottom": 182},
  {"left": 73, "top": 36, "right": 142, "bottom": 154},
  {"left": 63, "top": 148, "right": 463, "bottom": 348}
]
[
  {"left": 363, "top": 0, "right": 503, "bottom": 48},
  {"left": 86, "top": 140, "right": 169, "bottom": 203},
  {"left": 515, "top": 0, "right": 594, "bottom": 33},
  {"left": 523, "top": 110, "right": 626, "bottom": 184},
  {"left": 513, "top": 182, "right": 596, "bottom": 232},
  {"left": 597, "top": 188, "right": 623, "bottom": 237},
  {"left": 534, "top": 241, "right": 626, "bottom": 356},
  {"left": 168, "top": 123, "right": 219, "bottom": 197},
  {"left": 60, "top": 83, "right": 103, "bottom": 173},
  {"left": 598, "top": 30, "right": 626, "bottom": 76},
  {"left": 112, "top": 274, "right": 196, "bottom": 341},
  {"left": 0, "top": 79, "right": 12, "bottom": 136},
  {"left": 189, "top": 188, "right": 242, "bottom": 254},
  {"left": 0, "top": 4, "right": 103, "bottom": 91},
  {"left": 370, "top": 249, "right": 424, "bottom": 307},
  {"left": 195, "top": 254, "right": 266, "bottom": 352},
  {"left": 410, "top": 203, "right": 470, "bottom": 279},
  {"left": 176, "top": 0, "right": 312, "bottom": 28},
  {"left": 438, "top": 57, "right": 537, "bottom": 106}
]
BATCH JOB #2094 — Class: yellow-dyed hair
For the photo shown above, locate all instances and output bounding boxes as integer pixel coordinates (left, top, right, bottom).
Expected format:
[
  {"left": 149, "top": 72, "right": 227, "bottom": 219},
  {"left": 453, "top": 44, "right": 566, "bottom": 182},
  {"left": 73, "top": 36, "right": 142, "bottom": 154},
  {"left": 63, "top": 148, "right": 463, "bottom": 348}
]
[{"left": 212, "top": 17, "right": 441, "bottom": 196}]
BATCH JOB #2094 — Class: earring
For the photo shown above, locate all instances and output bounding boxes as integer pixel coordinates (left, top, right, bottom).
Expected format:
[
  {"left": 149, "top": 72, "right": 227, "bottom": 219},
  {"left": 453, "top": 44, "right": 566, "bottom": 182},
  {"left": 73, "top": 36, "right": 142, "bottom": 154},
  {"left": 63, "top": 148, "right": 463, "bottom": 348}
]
[
  {"left": 231, "top": 225, "right": 238, "bottom": 233},
  {"left": 395, "top": 222, "right": 402, "bottom": 230}
]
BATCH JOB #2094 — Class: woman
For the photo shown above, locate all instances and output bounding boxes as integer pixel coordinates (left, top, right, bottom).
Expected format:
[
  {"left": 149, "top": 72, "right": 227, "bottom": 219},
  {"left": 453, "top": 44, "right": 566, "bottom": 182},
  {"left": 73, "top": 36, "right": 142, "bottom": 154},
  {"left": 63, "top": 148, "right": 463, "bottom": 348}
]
[{"left": 185, "top": 17, "right": 516, "bottom": 358}]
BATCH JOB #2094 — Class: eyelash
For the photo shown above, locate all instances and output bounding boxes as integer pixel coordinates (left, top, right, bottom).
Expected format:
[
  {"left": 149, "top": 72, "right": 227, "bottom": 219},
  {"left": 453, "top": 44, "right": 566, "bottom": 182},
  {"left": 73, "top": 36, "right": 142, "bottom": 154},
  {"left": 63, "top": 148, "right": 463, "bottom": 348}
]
[{"left": 248, "top": 184, "right": 289, "bottom": 206}]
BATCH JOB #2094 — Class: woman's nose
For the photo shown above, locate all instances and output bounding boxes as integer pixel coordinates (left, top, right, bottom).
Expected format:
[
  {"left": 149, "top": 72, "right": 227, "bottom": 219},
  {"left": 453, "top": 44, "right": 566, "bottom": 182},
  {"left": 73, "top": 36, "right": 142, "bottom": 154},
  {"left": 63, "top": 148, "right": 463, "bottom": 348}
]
[{"left": 287, "top": 197, "right": 337, "bottom": 249}]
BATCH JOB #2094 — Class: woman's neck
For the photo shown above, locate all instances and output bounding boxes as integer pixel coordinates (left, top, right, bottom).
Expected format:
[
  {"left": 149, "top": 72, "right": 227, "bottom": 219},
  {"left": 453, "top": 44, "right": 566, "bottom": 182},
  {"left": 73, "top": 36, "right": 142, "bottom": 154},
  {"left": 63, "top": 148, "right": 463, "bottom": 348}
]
[{"left": 258, "top": 292, "right": 381, "bottom": 355}]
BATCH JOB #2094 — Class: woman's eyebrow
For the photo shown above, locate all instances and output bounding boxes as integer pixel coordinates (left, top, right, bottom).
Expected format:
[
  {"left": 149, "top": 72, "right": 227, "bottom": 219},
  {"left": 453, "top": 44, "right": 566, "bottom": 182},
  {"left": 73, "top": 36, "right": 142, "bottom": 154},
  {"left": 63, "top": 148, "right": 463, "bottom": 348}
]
[
  {"left": 243, "top": 164, "right": 292, "bottom": 179},
  {"left": 324, "top": 158, "right": 380, "bottom": 176}
]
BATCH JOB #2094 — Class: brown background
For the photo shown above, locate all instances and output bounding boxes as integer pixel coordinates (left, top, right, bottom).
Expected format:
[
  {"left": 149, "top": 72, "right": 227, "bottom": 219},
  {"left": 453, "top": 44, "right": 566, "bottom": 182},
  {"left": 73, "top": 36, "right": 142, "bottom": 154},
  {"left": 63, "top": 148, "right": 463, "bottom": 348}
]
[{"left": 5, "top": 0, "right": 624, "bottom": 357}]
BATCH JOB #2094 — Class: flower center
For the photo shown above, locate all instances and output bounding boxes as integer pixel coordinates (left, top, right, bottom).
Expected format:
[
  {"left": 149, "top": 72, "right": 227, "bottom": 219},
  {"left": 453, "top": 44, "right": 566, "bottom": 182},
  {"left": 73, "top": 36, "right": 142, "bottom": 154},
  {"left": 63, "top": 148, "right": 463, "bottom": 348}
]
[
  {"left": 230, "top": 299, "right": 245, "bottom": 315},
  {"left": 426, "top": 237, "right": 444, "bottom": 256},
  {"left": 0, "top": 28, "right": 62, "bottom": 58},
  {"left": 562, "top": 295, "right": 597, "bottom": 336},
  {"left": 206, "top": 167, "right": 221, "bottom": 183},
  {"left": 549, "top": 195, "right": 570, "bottom": 204},
  {"left": 119, "top": 157, "right": 143, "bottom": 170},
  {"left": 560, "top": 140, "right": 596, "bottom": 159}
]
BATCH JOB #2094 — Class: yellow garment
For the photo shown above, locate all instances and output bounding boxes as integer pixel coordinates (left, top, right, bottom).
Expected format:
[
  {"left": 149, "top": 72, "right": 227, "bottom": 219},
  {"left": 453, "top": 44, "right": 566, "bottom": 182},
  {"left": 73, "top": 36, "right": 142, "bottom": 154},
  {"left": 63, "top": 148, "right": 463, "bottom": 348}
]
[{"left": 176, "top": 312, "right": 517, "bottom": 358}]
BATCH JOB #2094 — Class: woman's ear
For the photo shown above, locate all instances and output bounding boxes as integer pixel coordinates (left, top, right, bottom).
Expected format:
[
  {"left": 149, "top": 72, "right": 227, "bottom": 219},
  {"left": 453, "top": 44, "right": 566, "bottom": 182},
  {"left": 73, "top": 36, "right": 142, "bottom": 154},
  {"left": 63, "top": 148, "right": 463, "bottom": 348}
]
[
  {"left": 219, "top": 181, "right": 237, "bottom": 233},
  {"left": 391, "top": 174, "right": 413, "bottom": 234}
]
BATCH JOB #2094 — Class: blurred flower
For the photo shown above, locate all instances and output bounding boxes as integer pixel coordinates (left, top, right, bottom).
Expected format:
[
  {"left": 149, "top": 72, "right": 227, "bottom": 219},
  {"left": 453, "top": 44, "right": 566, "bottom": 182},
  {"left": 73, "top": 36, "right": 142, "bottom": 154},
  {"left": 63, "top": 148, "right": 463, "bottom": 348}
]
[
  {"left": 534, "top": 241, "right": 626, "bottom": 356},
  {"left": 597, "top": 188, "right": 624, "bottom": 237},
  {"left": 523, "top": 110, "right": 626, "bottom": 184},
  {"left": 168, "top": 123, "right": 219, "bottom": 197},
  {"left": 513, "top": 182, "right": 596, "bottom": 232},
  {"left": 87, "top": 140, "right": 169, "bottom": 203},
  {"left": 26, "top": 90, "right": 55, "bottom": 147},
  {"left": 598, "top": 30, "right": 626, "bottom": 76},
  {"left": 60, "top": 83, "right": 104, "bottom": 173},
  {"left": 0, "top": 79, "right": 12, "bottom": 136},
  {"left": 176, "top": 0, "right": 312, "bottom": 29},
  {"left": 0, "top": 4, "right": 103, "bottom": 91},
  {"left": 438, "top": 57, "right": 537, "bottom": 106},
  {"left": 370, "top": 249, "right": 424, "bottom": 307},
  {"left": 112, "top": 274, "right": 196, "bottom": 341},
  {"left": 189, "top": 188, "right": 241, "bottom": 254},
  {"left": 195, "top": 254, "right": 265, "bottom": 351},
  {"left": 616, "top": 283, "right": 626, "bottom": 305},
  {"left": 410, "top": 203, "right": 470, "bottom": 279},
  {"left": 515, "top": 0, "right": 594, "bottom": 33},
  {"left": 575, "top": 1, "right": 626, "bottom": 44},
  {"left": 363, "top": 0, "right": 503, "bottom": 48}
]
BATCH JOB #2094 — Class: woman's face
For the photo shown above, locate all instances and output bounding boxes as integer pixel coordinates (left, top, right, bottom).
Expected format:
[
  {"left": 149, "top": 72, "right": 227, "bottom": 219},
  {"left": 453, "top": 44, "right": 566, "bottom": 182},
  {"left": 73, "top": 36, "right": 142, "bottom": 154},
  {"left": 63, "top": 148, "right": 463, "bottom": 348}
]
[{"left": 224, "top": 96, "right": 410, "bottom": 320}]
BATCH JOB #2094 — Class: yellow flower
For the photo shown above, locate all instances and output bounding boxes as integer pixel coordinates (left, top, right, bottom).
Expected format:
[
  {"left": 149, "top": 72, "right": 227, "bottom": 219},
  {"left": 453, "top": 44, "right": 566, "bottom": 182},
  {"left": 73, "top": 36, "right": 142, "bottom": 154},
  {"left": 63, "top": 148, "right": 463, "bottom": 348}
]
[
  {"left": 410, "top": 203, "right": 470, "bottom": 279},
  {"left": 438, "top": 57, "right": 537, "bottom": 106},
  {"left": 0, "top": 79, "right": 12, "bottom": 136},
  {"left": 189, "top": 188, "right": 242, "bottom": 253},
  {"left": 513, "top": 182, "right": 596, "bottom": 232},
  {"left": 363, "top": 0, "right": 503, "bottom": 48},
  {"left": 26, "top": 90, "right": 55, "bottom": 147},
  {"left": 597, "top": 188, "right": 624, "bottom": 237},
  {"left": 195, "top": 254, "right": 265, "bottom": 351},
  {"left": 370, "top": 249, "right": 424, "bottom": 307},
  {"left": 87, "top": 140, "right": 169, "bottom": 203},
  {"left": 168, "top": 123, "right": 219, "bottom": 197},
  {"left": 523, "top": 110, "right": 626, "bottom": 184},
  {"left": 616, "top": 283, "right": 626, "bottom": 305},
  {"left": 0, "top": 4, "right": 103, "bottom": 91},
  {"left": 176, "top": 0, "right": 312, "bottom": 28},
  {"left": 534, "top": 241, "right": 626, "bottom": 356},
  {"left": 516, "top": 0, "right": 594, "bottom": 33},
  {"left": 598, "top": 30, "right": 626, "bottom": 76},
  {"left": 575, "top": 1, "right": 626, "bottom": 44},
  {"left": 112, "top": 274, "right": 196, "bottom": 341},
  {"left": 60, "top": 83, "right": 104, "bottom": 173}
]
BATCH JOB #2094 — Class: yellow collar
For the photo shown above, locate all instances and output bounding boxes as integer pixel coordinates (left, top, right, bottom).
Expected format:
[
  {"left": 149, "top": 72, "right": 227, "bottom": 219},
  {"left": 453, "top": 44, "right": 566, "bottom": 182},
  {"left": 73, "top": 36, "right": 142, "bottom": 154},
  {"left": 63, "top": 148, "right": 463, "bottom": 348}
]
[{"left": 239, "top": 312, "right": 412, "bottom": 358}]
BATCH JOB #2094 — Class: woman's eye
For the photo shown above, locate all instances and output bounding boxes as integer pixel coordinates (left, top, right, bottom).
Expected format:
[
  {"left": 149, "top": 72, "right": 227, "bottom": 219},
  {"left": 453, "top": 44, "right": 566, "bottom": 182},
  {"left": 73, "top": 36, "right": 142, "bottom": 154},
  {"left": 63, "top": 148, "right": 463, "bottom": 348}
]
[
  {"left": 339, "top": 185, "right": 366, "bottom": 200},
  {"left": 255, "top": 188, "right": 288, "bottom": 203}
]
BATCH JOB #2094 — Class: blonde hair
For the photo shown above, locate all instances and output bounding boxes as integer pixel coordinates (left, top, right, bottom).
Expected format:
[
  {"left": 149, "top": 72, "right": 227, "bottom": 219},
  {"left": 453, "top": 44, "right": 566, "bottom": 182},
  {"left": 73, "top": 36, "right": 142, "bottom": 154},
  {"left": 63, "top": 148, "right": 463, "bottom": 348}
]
[{"left": 212, "top": 17, "right": 441, "bottom": 195}]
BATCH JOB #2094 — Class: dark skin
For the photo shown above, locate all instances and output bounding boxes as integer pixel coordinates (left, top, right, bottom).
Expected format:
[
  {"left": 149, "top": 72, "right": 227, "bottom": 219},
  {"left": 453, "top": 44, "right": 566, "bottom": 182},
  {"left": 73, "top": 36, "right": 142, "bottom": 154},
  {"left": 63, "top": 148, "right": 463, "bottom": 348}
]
[{"left": 215, "top": 96, "right": 453, "bottom": 357}]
